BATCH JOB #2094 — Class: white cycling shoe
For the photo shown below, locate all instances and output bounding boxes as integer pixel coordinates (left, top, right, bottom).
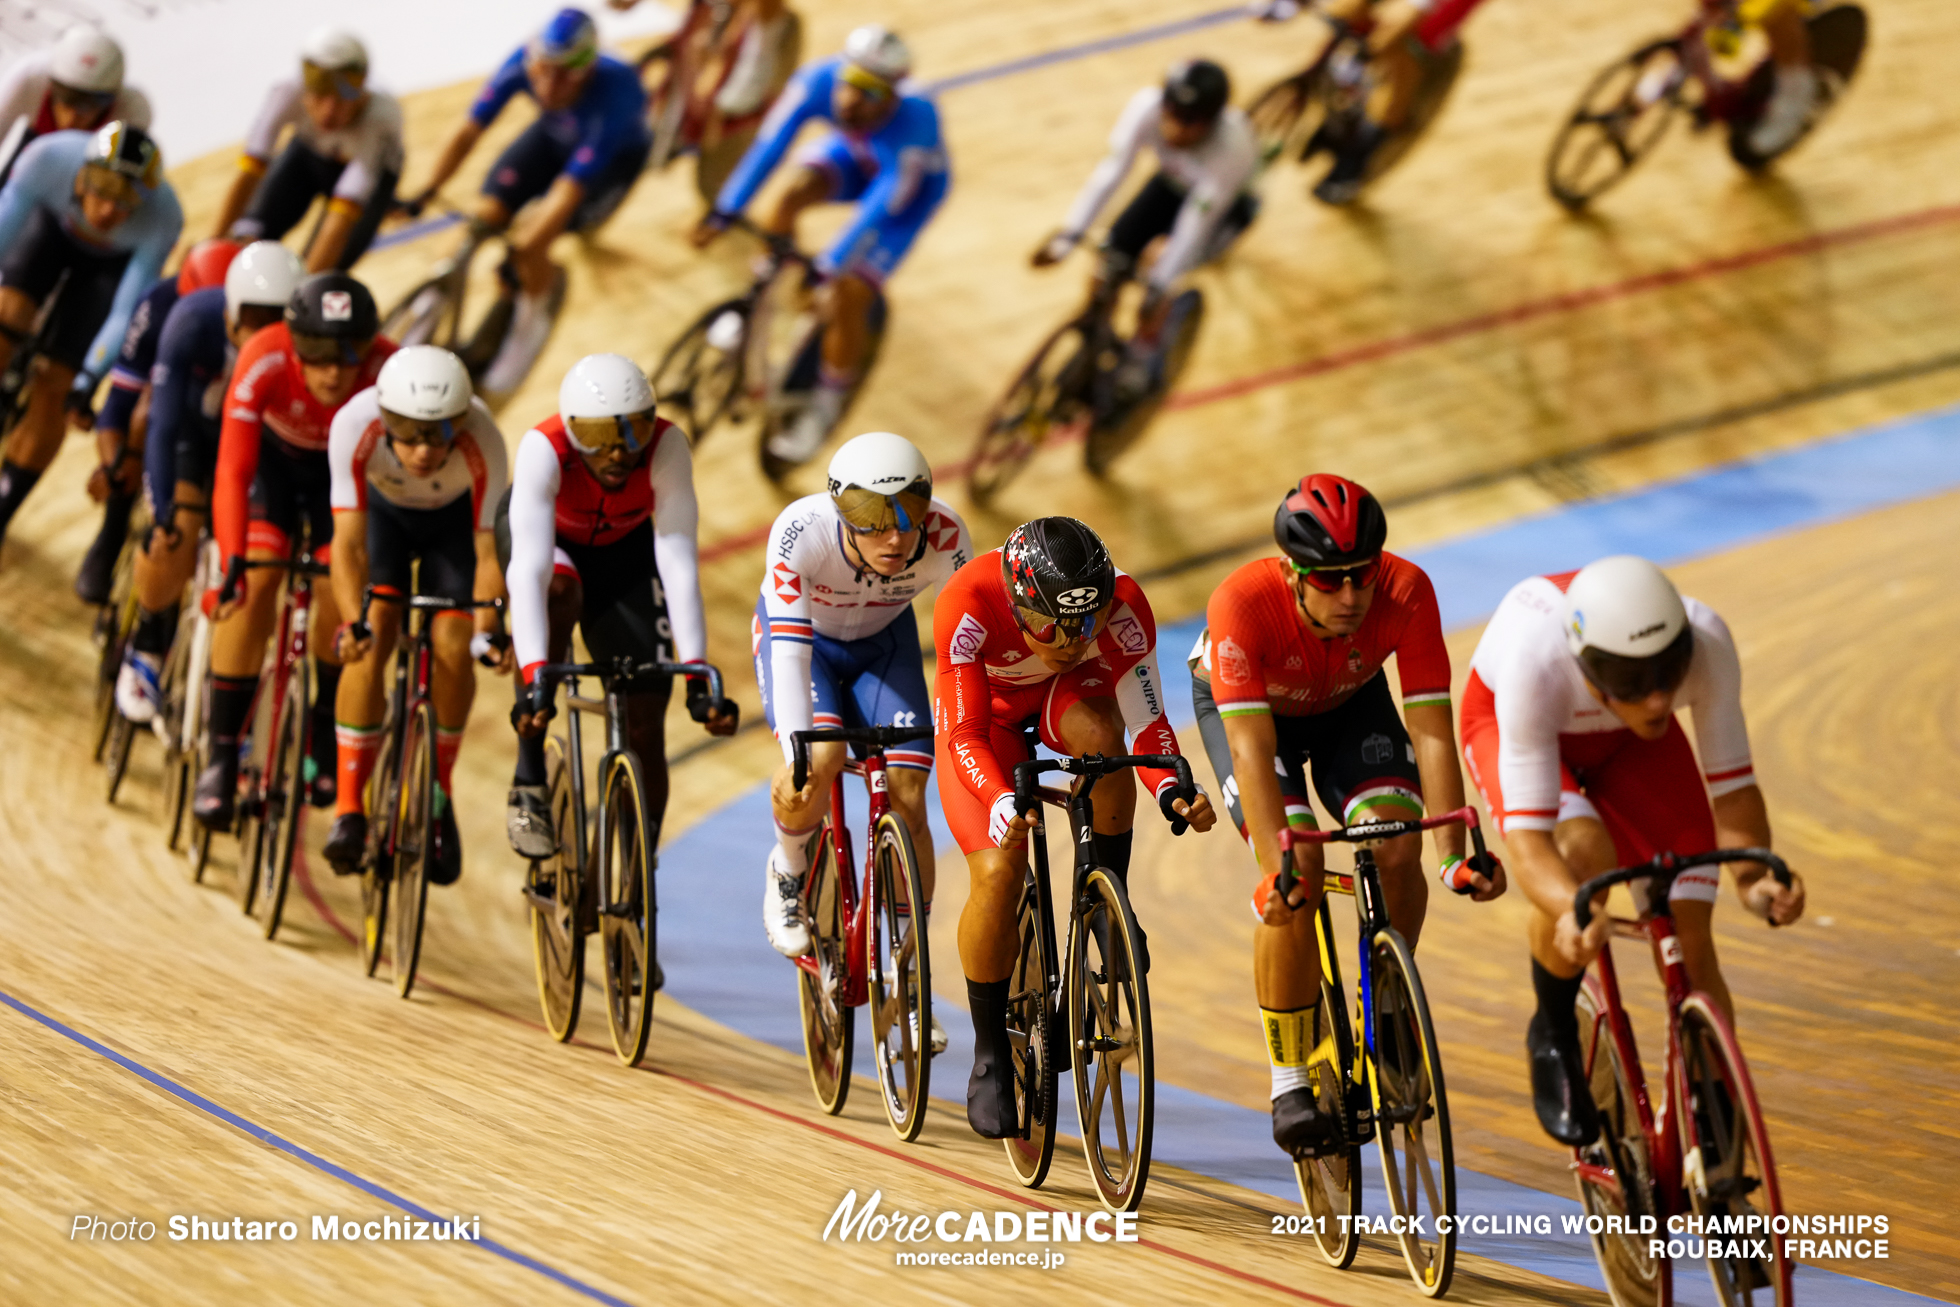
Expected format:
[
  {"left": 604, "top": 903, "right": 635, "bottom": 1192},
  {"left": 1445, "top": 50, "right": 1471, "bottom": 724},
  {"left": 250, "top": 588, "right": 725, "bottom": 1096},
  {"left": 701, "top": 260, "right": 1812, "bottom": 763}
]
[
  {"left": 766, "top": 385, "right": 844, "bottom": 466},
  {"left": 908, "top": 1009, "right": 948, "bottom": 1057},
  {"left": 763, "top": 846, "right": 811, "bottom": 958},
  {"left": 114, "top": 650, "right": 163, "bottom": 724},
  {"left": 1748, "top": 64, "right": 1820, "bottom": 158}
]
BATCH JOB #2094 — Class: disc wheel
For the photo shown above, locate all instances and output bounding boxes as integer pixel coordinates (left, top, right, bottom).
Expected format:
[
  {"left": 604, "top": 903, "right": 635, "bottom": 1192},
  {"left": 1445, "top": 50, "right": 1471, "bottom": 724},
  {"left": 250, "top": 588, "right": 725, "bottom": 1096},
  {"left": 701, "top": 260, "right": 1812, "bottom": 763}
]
[
  {"left": 253, "top": 659, "right": 312, "bottom": 941},
  {"left": 1295, "top": 901, "right": 1363, "bottom": 1268},
  {"left": 1726, "top": 4, "right": 1866, "bottom": 171},
  {"left": 528, "top": 735, "right": 586, "bottom": 1042},
  {"left": 1575, "top": 981, "right": 1668, "bottom": 1307},
  {"left": 1677, "top": 993, "right": 1791, "bottom": 1306},
  {"left": 388, "top": 701, "right": 436, "bottom": 996},
  {"left": 969, "top": 318, "right": 1095, "bottom": 506},
  {"left": 650, "top": 299, "right": 746, "bottom": 444},
  {"left": 1546, "top": 39, "right": 1688, "bottom": 210},
  {"left": 1370, "top": 928, "right": 1457, "bottom": 1298},
  {"left": 797, "top": 832, "right": 854, "bottom": 1112},
  {"left": 1003, "top": 870, "right": 1058, "bottom": 1188},
  {"left": 598, "top": 750, "right": 659, "bottom": 1066},
  {"left": 867, "top": 812, "right": 931, "bottom": 1141},
  {"left": 1069, "top": 867, "right": 1155, "bottom": 1213}
]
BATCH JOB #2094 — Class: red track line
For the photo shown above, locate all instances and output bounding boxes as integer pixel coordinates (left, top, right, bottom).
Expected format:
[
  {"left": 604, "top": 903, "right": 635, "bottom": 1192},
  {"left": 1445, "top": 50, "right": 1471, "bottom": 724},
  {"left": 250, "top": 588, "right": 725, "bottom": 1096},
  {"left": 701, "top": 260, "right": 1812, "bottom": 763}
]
[
  {"left": 287, "top": 853, "right": 1352, "bottom": 1304},
  {"left": 692, "top": 200, "right": 1960, "bottom": 566}
]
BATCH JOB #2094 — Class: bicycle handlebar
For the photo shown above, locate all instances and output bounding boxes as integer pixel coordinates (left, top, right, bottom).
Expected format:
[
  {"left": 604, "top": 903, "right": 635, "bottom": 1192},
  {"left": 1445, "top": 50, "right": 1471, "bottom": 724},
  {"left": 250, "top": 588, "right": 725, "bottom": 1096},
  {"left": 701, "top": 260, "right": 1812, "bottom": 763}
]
[
  {"left": 531, "top": 658, "right": 725, "bottom": 711},
  {"left": 1572, "top": 848, "right": 1792, "bottom": 930},
  {"left": 1011, "top": 752, "right": 1199, "bottom": 835},
  {"left": 1275, "top": 806, "right": 1490, "bottom": 901},
  {"left": 217, "top": 551, "right": 331, "bottom": 604},
  {"left": 789, "top": 725, "right": 935, "bottom": 793},
  {"left": 353, "top": 587, "right": 508, "bottom": 661}
]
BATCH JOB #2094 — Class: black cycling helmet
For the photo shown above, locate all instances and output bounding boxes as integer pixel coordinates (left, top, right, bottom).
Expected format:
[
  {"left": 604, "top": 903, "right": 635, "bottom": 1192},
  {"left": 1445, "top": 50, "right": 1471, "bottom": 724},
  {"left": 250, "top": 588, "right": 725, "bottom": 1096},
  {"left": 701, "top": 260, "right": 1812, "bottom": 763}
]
[
  {"left": 1163, "top": 58, "right": 1231, "bottom": 125},
  {"left": 286, "top": 272, "right": 378, "bottom": 340},
  {"left": 1002, "top": 517, "right": 1116, "bottom": 639},
  {"left": 1273, "top": 473, "right": 1387, "bottom": 569}
]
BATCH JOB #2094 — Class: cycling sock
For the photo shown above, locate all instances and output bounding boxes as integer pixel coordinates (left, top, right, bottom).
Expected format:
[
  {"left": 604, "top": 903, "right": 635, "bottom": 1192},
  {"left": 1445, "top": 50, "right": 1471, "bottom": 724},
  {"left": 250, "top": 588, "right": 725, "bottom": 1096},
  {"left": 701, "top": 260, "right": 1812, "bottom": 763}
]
[
  {"left": 513, "top": 732, "right": 547, "bottom": 787},
  {"left": 334, "top": 724, "right": 382, "bottom": 816},
  {"left": 1263, "top": 1004, "right": 1319, "bottom": 1099},
  {"left": 131, "top": 604, "right": 177, "bottom": 657},
  {"left": 774, "top": 819, "right": 820, "bottom": 876},
  {"left": 1090, "top": 829, "right": 1133, "bottom": 881},
  {"left": 966, "top": 978, "right": 1011, "bottom": 1066},
  {"left": 208, "top": 675, "right": 259, "bottom": 749},
  {"left": 310, "top": 662, "right": 342, "bottom": 768},
  {"left": 0, "top": 460, "right": 44, "bottom": 539},
  {"left": 435, "top": 726, "right": 463, "bottom": 795},
  {"left": 1531, "top": 958, "right": 1585, "bottom": 1043},
  {"left": 89, "top": 488, "right": 137, "bottom": 558}
]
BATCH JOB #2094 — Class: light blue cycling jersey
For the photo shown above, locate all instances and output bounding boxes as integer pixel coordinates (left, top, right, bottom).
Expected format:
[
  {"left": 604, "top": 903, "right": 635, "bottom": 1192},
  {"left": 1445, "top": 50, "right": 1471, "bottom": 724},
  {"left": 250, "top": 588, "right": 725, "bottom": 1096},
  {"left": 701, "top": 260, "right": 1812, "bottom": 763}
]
[{"left": 0, "top": 130, "right": 184, "bottom": 384}]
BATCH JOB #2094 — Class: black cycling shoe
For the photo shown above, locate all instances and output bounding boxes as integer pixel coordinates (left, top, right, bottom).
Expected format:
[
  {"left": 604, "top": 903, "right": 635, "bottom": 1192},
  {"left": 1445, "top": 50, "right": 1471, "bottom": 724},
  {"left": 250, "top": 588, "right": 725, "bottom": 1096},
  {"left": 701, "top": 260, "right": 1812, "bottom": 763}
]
[
  {"left": 1272, "top": 1086, "right": 1340, "bottom": 1156},
  {"left": 428, "top": 803, "right": 462, "bottom": 886},
  {"left": 73, "top": 530, "right": 120, "bottom": 606},
  {"left": 507, "top": 785, "right": 557, "bottom": 860},
  {"left": 192, "top": 758, "right": 238, "bottom": 831},
  {"left": 1527, "top": 1013, "right": 1600, "bottom": 1147},
  {"left": 966, "top": 1052, "right": 1019, "bottom": 1139},
  {"left": 1313, "top": 118, "right": 1386, "bottom": 206},
  {"left": 323, "top": 813, "right": 368, "bottom": 876}
]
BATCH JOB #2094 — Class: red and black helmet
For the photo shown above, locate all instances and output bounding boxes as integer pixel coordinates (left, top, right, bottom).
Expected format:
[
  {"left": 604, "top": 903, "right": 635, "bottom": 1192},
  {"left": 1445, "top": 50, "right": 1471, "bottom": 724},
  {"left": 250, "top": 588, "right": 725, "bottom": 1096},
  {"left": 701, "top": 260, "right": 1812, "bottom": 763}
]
[{"left": 1273, "top": 474, "right": 1386, "bottom": 569}]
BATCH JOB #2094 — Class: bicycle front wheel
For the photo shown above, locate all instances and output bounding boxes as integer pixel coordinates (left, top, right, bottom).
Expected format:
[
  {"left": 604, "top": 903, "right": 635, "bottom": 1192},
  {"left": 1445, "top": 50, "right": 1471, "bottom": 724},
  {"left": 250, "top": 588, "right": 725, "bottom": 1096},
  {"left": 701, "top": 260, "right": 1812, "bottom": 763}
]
[
  {"left": 358, "top": 698, "right": 401, "bottom": 978},
  {"left": 1677, "top": 993, "right": 1791, "bottom": 1307},
  {"left": 798, "top": 831, "right": 854, "bottom": 1112},
  {"left": 968, "top": 318, "right": 1094, "bottom": 506},
  {"left": 1296, "top": 900, "right": 1363, "bottom": 1269},
  {"left": 1369, "top": 928, "right": 1456, "bottom": 1297},
  {"left": 598, "top": 750, "right": 658, "bottom": 1067},
  {"left": 1004, "top": 869, "right": 1058, "bottom": 1189},
  {"left": 1546, "top": 40, "right": 1687, "bottom": 210},
  {"left": 390, "top": 700, "right": 437, "bottom": 998},
  {"left": 867, "top": 812, "right": 931, "bottom": 1141},
  {"left": 158, "top": 624, "right": 193, "bottom": 849},
  {"left": 650, "top": 298, "right": 747, "bottom": 444},
  {"left": 1575, "top": 981, "right": 1668, "bottom": 1307},
  {"left": 527, "top": 735, "right": 585, "bottom": 1042},
  {"left": 1069, "top": 867, "right": 1154, "bottom": 1212},
  {"left": 254, "top": 660, "right": 311, "bottom": 940},
  {"left": 380, "top": 275, "right": 457, "bottom": 351}
]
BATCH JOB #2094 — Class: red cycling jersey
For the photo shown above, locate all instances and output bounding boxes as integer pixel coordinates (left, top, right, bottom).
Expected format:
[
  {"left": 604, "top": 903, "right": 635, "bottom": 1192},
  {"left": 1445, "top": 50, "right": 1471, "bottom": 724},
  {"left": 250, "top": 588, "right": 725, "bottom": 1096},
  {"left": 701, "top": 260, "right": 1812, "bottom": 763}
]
[
  {"left": 933, "top": 551, "right": 1184, "bottom": 852},
  {"left": 536, "top": 413, "right": 683, "bottom": 547},
  {"left": 212, "top": 324, "right": 394, "bottom": 566},
  {"left": 1192, "top": 553, "right": 1452, "bottom": 719}
]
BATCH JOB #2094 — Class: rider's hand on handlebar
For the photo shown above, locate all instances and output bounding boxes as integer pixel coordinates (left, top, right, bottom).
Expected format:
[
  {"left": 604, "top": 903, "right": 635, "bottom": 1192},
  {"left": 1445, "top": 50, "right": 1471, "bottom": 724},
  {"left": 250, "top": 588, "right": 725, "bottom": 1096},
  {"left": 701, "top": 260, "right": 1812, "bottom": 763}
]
[
  {"left": 471, "top": 630, "right": 514, "bottom": 674},
  {"left": 989, "top": 793, "right": 1039, "bottom": 850},
  {"left": 685, "top": 679, "right": 739, "bottom": 736},
  {"left": 1032, "top": 231, "right": 1079, "bottom": 268},
  {"left": 1253, "top": 869, "right": 1310, "bottom": 924},
  {"left": 1442, "top": 849, "right": 1508, "bottom": 901},
  {"left": 1741, "top": 866, "right": 1804, "bottom": 926},
  {"left": 335, "top": 621, "right": 375, "bottom": 665},
  {"left": 510, "top": 680, "right": 555, "bottom": 737},
  {"left": 771, "top": 763, "right": 817, "bottom": 813},
  {"left": 1553, "top": 906, "right": 1610, "bottom": 971},
  {"left": 1160, "top": 786, "right": 1217, "bottom": 834}
]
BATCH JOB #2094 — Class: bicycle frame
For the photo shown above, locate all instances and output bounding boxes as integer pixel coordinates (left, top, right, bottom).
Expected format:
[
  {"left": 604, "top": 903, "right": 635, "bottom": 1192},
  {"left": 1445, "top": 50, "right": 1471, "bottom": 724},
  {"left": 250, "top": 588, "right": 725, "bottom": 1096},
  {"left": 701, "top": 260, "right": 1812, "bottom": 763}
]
[{"left": 233, "top": 549, "right": 325, "bottom": 820}]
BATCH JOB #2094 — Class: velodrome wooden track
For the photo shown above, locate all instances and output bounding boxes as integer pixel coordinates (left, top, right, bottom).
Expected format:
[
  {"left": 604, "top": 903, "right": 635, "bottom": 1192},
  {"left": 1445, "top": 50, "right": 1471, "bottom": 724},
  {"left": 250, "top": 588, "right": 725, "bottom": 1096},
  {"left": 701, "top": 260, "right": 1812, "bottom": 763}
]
[{"left": 3, "top": 0, "right": 1958, "bottom": 1301}]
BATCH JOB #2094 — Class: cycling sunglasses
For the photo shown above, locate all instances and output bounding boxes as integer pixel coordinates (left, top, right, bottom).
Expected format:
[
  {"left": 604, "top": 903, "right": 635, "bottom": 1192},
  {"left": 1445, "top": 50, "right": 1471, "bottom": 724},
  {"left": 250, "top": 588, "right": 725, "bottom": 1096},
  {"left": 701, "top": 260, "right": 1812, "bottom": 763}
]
[
  {"left": 291, "top": 332, "right": 373, "bottom": 366},
  {"left": 566, "top": 408, "right": 658, "bottom": 456},
  {"left": 1013, "top": 603, "right": 1107, "bottom": 647},
  {"left": 840, "top": 63, "right": 897, "bottom": 99},
  {"left": 1291, "top": 557, "right": 1382, "bottom": 593},
  {"left": 381, "top": 410, "right": 457, "bottom": 448},
  {"left": 51, "top": 82, "right": 116, "bottom": 114},
  {"left": 77, "top": 165, "right": 139, "bottom": 211},
  {"left": 301, "top": 61, "right": 368, "bottom": 101},
  {"left": 834, "top": 482, "right": 930, "bottom": 535}
]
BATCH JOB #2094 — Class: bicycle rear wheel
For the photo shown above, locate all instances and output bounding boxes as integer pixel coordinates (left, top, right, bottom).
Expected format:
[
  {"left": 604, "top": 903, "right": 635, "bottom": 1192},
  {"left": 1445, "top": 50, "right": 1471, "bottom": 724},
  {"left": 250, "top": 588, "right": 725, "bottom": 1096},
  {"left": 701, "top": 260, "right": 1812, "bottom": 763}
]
[
  {"left": 1069, "top": 867, "right": 1154, "bottom": 1212},
  {"left": 1004, "top": 869, "right": 1058, "bottom": 1188},
  {"left": 254, "top": 659, "right": 312, "bottom": 941},
  {"left": 798, "top": 832, "right": 854, "bottom": 1112},
  {"left": 969, "top": 318, "right": 1095, "bottom": 506},
  {"left": 391, "top": 700, "right": 440, "bottom": 997},
  {"left": 1369, "top": 928, "right": 1456, "bottom": 1297},
  {"left": 528, "top": 735, "right": 586, "bottom": 1042},
  {"left": 1248, "top": 72, "right": 1324, "bottom": 170},
  {"left": 1677, "top": 993, "right": 1790, "bottom": 1307},
  {"left": 1546, "top": 40, "right": 1687, "bottom": 210},
  {"left": 598, "top": 750, "right": 658, "bottom": 1066},
  {"left": 1726, "top": 4, "right": 1866, "bottom": 171},
  {"left": 867, "top": 812, "right": 931, "bottom": 1141},
  {"left": 1085, "top": 291, "right": 1205, "bottom": 477},
  {"left": 1295, "top": 900, "right": 1363, "bottom": 1268},
  {"left": 1575, "top": 981, "right": 1668, "bottom": 1307},
  {"left": 649, "top": 299, "right": 746, "bottom": 443},
  {"left": 103, "top": 710, "right": 136, "bottom": 804}
]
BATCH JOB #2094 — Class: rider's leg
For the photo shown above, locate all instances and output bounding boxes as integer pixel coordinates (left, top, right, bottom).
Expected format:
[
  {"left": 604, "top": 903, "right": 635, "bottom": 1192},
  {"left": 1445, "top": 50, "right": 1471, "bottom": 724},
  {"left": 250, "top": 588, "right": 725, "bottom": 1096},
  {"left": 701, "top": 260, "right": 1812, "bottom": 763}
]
[
  {"left": 480, "top": 173, "right": 581, "bottom": 397},
  {"left": 332, "top": 599, "right": 398, "bottom": 818},
  {"left": 511, "top": 570, "right": 580, "bottom": 790},
  {"left": 0, "top": 286, "right": 33, "bottom": 376},
  {"left": 0, "top": 360, "right": 78, "bottom": 545},
  {"left": 1053, "top": 692, "right": 1135, "bottom": 858},
  {"left": 887, "top": 766, "right": 937, "bottom": 905},
  {"left": 429, "top": 612, "right": 476, "bottom": 790},
  {"left": 116, "top": 482, "right": 202, "bottom": 720},
  {"left": 307, "top": 556, "right": 346, "bottom": 805},
  {"left": 771, "top": 739, "right": 847, "bottom": 874},
  {"left": 1749, "top": 0, "right": 1820, "bottom": 155}
]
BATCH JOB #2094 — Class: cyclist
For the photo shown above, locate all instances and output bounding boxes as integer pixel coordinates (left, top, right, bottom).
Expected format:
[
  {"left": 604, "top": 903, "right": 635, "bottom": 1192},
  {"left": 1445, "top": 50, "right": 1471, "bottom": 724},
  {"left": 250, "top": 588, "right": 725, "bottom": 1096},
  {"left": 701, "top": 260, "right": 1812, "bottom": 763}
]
[
  {"left": 408, "top": 8, "right": 652, "bottom": 400},
  {"left": 323, "top": 346, "right": 511, "bottom": 883},
  {"left": 503, "top": 354, "right": 738, "bottom": 865},
  {"left": 630, "top": 0, "right": 804, "bottom": 200},
  {"left": 74, "top": 238, "right": 238, "bottom": 607},
  {"left": 692, "top": 24, "right": 949, "bottom": 466},
  {"left": 1034, "top": 58, "right": 1255, "bottom": 380},
  {"left": 1188, "top": 473, "right": 1503, "bottom": 1155},
  {"left": 193, "top": 273, "right": 396, "bottom": 829},
  {"left": 0, "top": 121, "right": 182, "bottom": 562},
  {"left": 1460, "top": 555, "right": 1806, "bottom": 1146},
  {"left": 0, "top": 25, "right": 152, "bottom": 166},
  {"left": 933, "top": 516, "right": 1216, "bottom": 1137},
  {"left": 752, "top": 432, "right": 969, "bottom": 1009},
  {"left": 211, "top": 29, "right": 405, "bottom": 274},
  {"left": 114, "top": 242, "right": 305, "bottom": 723}
]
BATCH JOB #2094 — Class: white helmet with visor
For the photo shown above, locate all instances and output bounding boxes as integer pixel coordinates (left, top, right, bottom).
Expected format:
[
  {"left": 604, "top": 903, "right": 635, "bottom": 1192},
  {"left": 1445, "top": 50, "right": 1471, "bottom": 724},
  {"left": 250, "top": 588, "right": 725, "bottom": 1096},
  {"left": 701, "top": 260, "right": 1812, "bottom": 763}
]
[
  {"left": 558, "top": 354, "right": 658, "bottom": 456},
  {"left": 1563, "top": 555, "right": 1695, "bottom": 702},
  {"left": 827, "top": 431, "right": 931, "bottom": 534}
]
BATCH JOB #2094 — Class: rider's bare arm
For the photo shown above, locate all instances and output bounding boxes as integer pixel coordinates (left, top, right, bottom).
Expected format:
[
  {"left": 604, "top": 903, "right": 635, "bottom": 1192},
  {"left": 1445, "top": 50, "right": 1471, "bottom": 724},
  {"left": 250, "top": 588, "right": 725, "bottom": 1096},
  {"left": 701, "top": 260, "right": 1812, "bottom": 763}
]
[{"left": 1404, "top": 700, "right": 1469, "bottom": 865}]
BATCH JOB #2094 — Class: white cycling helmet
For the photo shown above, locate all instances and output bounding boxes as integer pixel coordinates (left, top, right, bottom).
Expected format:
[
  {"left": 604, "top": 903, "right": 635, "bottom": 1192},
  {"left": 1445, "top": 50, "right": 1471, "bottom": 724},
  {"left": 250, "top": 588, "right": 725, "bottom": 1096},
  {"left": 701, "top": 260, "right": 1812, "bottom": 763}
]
[
  {"left": 302, "top": 27, "right": 368, "bottom": 72},
  {"left": 51, "top": 25, "right": 124, "bottom": 95},
  {"left": 559, "top": 353, "right": 658, "bottom": 455},
  {"left": 842, "top": 25, "right": 911, "bottom": 84},
  {"left": 377, "top": 346, "right": 471, "bottom": 422},
  {"left": 1563, "top": 555, "right": 1695, "bottom": 701},
  {"left": 827, "top": 431, "right": 931, "bottom": 533},
  {"left": 224, "top": 240, "right": 305, "bottom": 322}
]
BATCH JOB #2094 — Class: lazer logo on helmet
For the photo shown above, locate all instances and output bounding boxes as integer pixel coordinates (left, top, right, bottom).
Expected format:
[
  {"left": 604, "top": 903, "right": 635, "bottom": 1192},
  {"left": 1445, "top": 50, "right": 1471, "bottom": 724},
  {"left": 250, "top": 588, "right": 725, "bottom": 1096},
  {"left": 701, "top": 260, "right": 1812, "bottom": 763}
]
[
  {"left": 321, "top": 291, "right": 353, "bottom": 322},
  {"left": 1629, "top": 621, "right": 1667, "bottom": 640},
  {"left": 1054, "top": 586, "right": 1100, "bottom": 612}
]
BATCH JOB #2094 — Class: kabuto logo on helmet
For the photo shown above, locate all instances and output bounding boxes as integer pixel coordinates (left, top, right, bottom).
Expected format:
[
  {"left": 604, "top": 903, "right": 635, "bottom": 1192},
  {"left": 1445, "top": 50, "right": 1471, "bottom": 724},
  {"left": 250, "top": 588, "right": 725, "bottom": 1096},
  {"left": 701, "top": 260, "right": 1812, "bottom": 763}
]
[
  {"left": 1055, "top": 586, "right": 1100, "bottom": 612},
  {"left": 321, "top": 291, "right": 353, "bottom": 322}
]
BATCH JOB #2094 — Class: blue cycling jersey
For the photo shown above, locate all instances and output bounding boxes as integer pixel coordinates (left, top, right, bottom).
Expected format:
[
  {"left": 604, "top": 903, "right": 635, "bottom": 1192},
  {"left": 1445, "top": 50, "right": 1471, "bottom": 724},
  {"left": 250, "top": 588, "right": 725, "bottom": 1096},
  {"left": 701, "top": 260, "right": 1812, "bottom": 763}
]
[
  {"left": 0, "top": 130, "right": 184, "bottom": 384},
  {"left": 97, "top": 276, "right": 178, "bottom": 435},
  {"left": 468, "top": 51, "right": 650, "bottom": 187},
  {"left": 144, "top": 287, "right": 233, "bottom": 500}
]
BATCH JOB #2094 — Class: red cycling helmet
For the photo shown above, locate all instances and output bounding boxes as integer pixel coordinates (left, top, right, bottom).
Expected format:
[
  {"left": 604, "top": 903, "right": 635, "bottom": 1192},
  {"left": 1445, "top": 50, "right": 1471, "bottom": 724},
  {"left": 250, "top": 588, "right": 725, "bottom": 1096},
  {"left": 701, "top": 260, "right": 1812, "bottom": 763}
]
[
  {"left": 178, "top": 239, "right": 243, "bottom": 295},
  {"left": 1273, "top": 473, "right": 1386, "bottom": 569}
]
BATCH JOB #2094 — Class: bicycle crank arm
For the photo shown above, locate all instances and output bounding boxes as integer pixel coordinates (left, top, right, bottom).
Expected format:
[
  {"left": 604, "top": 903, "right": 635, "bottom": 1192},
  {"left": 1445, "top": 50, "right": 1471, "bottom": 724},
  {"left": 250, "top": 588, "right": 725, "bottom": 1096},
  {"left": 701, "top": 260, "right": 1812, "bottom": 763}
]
[{"left": 1077, "top": 1036, "right": 1127, "bottom": 1054}]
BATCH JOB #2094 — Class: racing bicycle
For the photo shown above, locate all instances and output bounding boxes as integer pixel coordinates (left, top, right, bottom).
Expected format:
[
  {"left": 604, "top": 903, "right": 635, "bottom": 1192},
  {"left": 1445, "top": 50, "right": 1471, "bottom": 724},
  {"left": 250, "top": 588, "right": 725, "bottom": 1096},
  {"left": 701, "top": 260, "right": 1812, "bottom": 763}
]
[
  {"left": 1002, "top": 747, "right": 1198, "bottom": 1213},
  {"left": 1572, "top": 849, "right": 1796, "bottom": 1307},
  {"left": 640, "top": 0, "right": 803, "bottom": 205},
  {"left": 1546, "top": 0, "right": 1867, "bottom": 209},
  {"left": 521, "top": 656, "right": 730, "bottom": 1064},
  {"left": 1274, "top": 809, "right": 1492, "bottom": 1298},
  {"left": 788, "top": 724, "right": 937, "bottom": 1141},
  {"left": 158, "top": 532, "right": 221, "bottom": 871}
]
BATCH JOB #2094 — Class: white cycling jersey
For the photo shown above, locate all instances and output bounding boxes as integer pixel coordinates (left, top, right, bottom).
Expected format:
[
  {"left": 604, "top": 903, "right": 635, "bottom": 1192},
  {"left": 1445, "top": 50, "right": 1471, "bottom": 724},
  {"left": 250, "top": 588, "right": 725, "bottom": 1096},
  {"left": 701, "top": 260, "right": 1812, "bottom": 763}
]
[
  {"left": 0, "top": 54, "right": 152, "bottom": 135},
  {"left": 758, "top": 491, "right": 970, "bottom": 747},
  {"left": 1059, "top": 85, "right": 1258, "bottom": 292},
  {"left": 1468, "top": 575, "right": 1756, "bottom": 834},
  {"left": 326, "top": 387, "right": 507, "bottom": 527},
  {"left": 241, "top": 80, "right": 405, "bottom": 205}
]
